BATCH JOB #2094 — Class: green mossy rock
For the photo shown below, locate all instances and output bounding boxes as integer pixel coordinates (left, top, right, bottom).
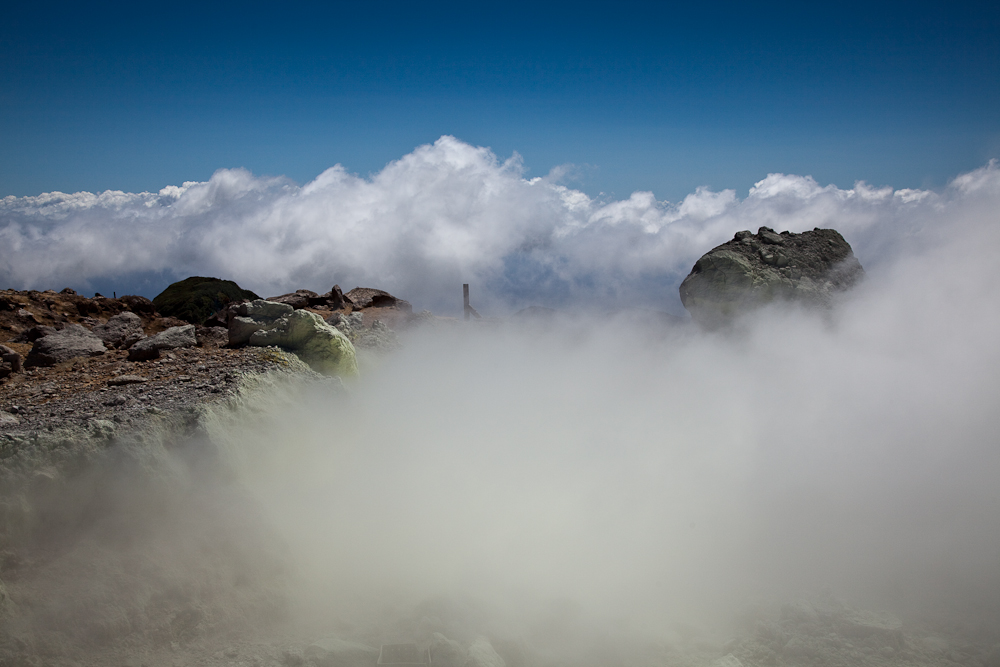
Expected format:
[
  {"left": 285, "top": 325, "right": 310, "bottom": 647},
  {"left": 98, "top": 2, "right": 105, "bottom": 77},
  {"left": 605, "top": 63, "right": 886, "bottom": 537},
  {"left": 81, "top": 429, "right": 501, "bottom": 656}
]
[
  {"left": 152, "top": 277, "right": 260, "bottom": 325},
  {"left": 679, "top": 227, "right": 864, "bottom": 328}
]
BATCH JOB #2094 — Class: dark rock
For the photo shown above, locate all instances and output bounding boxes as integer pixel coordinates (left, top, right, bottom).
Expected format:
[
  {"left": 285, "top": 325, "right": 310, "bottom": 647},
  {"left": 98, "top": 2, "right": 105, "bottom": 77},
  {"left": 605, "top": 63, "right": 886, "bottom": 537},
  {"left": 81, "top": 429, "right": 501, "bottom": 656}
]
[
  {"left": 11, "top": 326, "right": 58, "bottom": 343},
  {"left": 93, "top": 312, "right": 145, "bottom": 349},
  {"left": 25, "top": 324, "right": 106, "bottom": 367},
  {"left": 679, "top": 226, "right": 864, "bottom": 328},
  {"left": 195, "top": 325, "right": 229, "bottom": 348},
  {"left": 204, "top": 300, "right": 248, "bottom": 328},
  {"left": 318, "top": 285, "right": 349, "bottom": 310},
  {"left": 0, "top": 345, "right": 22, "bottom": 373},
  {"left": 16, "top": 309, "right": 39, "bottom": 324},
  {"left": 59, "top": 287, "right": 76, "bottom": 295},
  {"left": 344, "top": 287, "right": 413, "bottom": 313},
  {"left": 152, "top": 277, "right": 260, "bottom": 325},
  {"left": 74, "top": 297, "right": 102, "bottom": 316},
  {"left": 266, "top": 289, "right": 318, "bottom": 310},
  {"left": 118, "top": 294, "right": 156, "bottom": 316},
  {"left": 127, "top": 325, "right": 198, "bottom": 361}
]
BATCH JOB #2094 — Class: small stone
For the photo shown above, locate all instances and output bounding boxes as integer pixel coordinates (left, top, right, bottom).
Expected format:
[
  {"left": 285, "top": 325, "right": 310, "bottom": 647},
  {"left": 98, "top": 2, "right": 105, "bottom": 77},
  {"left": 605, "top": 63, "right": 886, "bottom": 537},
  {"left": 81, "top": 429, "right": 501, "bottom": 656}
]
[{"left": 108, "top": 375, "right": 148, "bottom": 386}]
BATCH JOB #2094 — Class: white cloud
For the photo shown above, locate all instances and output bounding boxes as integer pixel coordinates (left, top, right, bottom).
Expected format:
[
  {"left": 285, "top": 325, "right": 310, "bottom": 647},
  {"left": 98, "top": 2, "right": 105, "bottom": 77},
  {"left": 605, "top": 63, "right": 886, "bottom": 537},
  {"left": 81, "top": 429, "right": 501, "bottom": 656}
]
[{"left": 1, "top": 136, "right": 997, "bottom": 314}]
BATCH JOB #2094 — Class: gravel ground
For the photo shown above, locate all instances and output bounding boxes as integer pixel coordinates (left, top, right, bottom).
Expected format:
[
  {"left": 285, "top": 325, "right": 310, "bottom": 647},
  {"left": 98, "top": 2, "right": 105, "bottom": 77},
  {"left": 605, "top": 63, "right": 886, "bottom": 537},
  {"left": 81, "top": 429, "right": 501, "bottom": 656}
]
[{"left": 0, "top": 344, "right": 302, "bottom": 435}]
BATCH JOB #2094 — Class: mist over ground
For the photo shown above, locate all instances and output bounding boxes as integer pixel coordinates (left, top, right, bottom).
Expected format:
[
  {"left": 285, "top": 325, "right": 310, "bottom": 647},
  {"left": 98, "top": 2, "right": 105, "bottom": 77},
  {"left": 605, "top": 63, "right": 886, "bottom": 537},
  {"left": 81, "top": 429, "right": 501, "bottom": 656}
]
[
  {"left": 2, "top": 137, "right": 992, "bottom": 316},
  {"left": 2, "top": 147, "right": 999, "bottom": 663},
  {"left": 189, "top": 158, "right": 1000, "bottom": 651}
]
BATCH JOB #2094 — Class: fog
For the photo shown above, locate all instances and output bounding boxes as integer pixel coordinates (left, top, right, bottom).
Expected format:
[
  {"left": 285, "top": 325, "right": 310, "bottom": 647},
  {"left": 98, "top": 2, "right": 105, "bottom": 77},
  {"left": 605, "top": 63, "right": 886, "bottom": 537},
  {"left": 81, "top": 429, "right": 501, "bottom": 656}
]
[
  {"left": 4, "top": 156, "right": 1000, "bottom": 661},
  {"left": 193, "top": 168, "right": 1000, "bottom": 652}
]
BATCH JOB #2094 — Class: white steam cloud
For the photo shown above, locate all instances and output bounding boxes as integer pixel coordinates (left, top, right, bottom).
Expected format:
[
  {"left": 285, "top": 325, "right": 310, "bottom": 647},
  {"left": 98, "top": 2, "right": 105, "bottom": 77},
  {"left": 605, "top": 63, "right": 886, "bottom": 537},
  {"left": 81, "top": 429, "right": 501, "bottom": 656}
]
[
  {"left": 200, "top": 159, "right": 1000, "bottom": 641},
  {"left": 3, "top": 136, "right": 994, "bottom": 313}
]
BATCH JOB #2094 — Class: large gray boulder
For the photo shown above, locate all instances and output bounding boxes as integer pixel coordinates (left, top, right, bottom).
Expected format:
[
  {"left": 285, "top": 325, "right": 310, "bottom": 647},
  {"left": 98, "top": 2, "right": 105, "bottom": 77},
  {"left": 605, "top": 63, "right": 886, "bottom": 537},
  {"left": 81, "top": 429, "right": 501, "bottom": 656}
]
[
  {"left": 127, "top": 324, "right": 198, "bottom": 361},
  {"left": 227, "top": 300, "right": 295, "bottom": 345},
  {"left": 24, "top": 324, "right": 106, "bottom": 367},
  {"left": 93, "top": 311, "right": 145, "bottom": 349},
  {"left": 229, "top": 300, "right": 358, "bottom": 376},
  {"left": 679, "top": 226, "right": 864, "bottom": 328}
]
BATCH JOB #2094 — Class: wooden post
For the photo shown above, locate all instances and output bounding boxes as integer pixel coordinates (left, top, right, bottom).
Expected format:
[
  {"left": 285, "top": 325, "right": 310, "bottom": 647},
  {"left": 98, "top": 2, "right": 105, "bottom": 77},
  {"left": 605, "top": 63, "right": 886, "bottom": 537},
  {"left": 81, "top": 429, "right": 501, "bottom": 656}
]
[{"left": 463, "top": 284, "right": 470, "bottom": 320}]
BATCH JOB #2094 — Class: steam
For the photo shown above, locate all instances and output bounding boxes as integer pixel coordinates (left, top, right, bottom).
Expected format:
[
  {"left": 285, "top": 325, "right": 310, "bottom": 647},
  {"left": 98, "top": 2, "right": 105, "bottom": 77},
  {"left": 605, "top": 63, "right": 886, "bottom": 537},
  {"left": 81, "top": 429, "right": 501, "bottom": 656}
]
[
  {"left": 3, "top": 137, "right": 991, "bottom": 314},
  {"left": 4, "top": 148, "right": 1000, "bottom": 655},
  {"left": 198, "top": 162, "right": 1000, "bottom": 641}
]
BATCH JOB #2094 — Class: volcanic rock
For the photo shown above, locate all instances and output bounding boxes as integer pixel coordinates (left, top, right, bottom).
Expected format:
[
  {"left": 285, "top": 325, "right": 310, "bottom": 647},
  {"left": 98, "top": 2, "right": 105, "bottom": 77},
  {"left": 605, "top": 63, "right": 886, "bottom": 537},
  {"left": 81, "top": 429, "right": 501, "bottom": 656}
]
[
  {"left": 248, "top": 309, "right": 358, "bottom": 376},
  {"left": 0, "top": 344, "right": 22, "bottom": 374},
  {"left": 118, "top": 294, "right": 156, "bottom": 315},
  {"left": 229, "top": 300, "right": 357, "bottom": 375},
  {"left": 679, "top": 227, "right": 864, "bottom": 328},
  {"left": 266, "top": 289, "right": 318, "bottom": 310},
  {"left": 11, "top": 326, "right": 57, "bottom": 343},
  {"left": 152, "top": 277, "right": 260, "bottom": 325},
  {"left": 344, "top": 287, "right": 412, "bottom": 312},
  {"left": 318, "top": 285, "right": 350, "bottom": 310},
  {"left": 93, "top": 311, "right": 145, "bottom": 349},
  {"left": 127, "top": 324, "right": 198, "bottom": 361},
  {"left": 266, "top": 285, "right": 352, "bottom": 311},
  {"left": 228, "top": 300, "right": 295, "bottom": 345},
  {"left": 24, "top": 324, "right": 106, "bottom": 367}
]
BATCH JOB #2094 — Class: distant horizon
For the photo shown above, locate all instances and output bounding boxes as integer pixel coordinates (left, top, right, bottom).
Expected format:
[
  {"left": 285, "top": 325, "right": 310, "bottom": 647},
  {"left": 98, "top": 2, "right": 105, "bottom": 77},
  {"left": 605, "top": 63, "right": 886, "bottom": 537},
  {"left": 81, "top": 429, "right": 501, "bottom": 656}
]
[{"left": 3, "top": 136, "right": 995, "bottom": 316}]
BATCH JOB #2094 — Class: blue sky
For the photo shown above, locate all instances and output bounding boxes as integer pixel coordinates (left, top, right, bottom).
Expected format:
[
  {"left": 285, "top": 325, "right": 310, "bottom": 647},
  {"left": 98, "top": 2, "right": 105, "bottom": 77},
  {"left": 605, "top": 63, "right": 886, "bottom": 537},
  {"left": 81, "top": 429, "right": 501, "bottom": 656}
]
[{"left": 2, "top": 1, "right": 997, "bottom": 201}]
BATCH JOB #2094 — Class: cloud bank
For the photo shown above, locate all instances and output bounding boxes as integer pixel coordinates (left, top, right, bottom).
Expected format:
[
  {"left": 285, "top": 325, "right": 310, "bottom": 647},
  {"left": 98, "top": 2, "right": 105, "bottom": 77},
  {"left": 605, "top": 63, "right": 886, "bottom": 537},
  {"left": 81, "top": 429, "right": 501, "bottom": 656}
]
[{"left": 1, "top": 136, "right": 997, "bottom": 314}]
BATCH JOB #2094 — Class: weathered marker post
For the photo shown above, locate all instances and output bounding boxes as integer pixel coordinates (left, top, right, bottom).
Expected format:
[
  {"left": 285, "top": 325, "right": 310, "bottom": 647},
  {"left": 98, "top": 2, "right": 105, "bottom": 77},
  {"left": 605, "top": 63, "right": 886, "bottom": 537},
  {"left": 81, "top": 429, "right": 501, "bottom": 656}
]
[{"left": 462, "top": 284, "right": 481, "bottom": 320}]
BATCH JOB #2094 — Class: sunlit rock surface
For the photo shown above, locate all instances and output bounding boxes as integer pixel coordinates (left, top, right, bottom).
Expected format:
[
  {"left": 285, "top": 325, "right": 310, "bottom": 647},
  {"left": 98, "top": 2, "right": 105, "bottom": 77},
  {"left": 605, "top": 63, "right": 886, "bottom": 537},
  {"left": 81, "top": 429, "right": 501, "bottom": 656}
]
[
  {"left": 679, "top": 226, "right": 864, "bottom": 328},
  {"left": 229, "top": 299, "right": 359, "bottom": 377}
]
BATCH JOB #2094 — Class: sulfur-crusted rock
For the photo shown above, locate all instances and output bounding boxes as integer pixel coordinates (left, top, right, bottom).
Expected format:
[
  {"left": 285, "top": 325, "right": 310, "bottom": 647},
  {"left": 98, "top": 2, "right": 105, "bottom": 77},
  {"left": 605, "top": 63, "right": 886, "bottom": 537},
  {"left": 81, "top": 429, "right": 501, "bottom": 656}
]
[
  {"left": 679, "top": 227, "right": 864, "bottom": 328},
  {"left": 227, "top": 300, "right": 357, "bottom": 376},
  {"left": 249, "top": 310, "right": 358, "bottom": 376}
]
